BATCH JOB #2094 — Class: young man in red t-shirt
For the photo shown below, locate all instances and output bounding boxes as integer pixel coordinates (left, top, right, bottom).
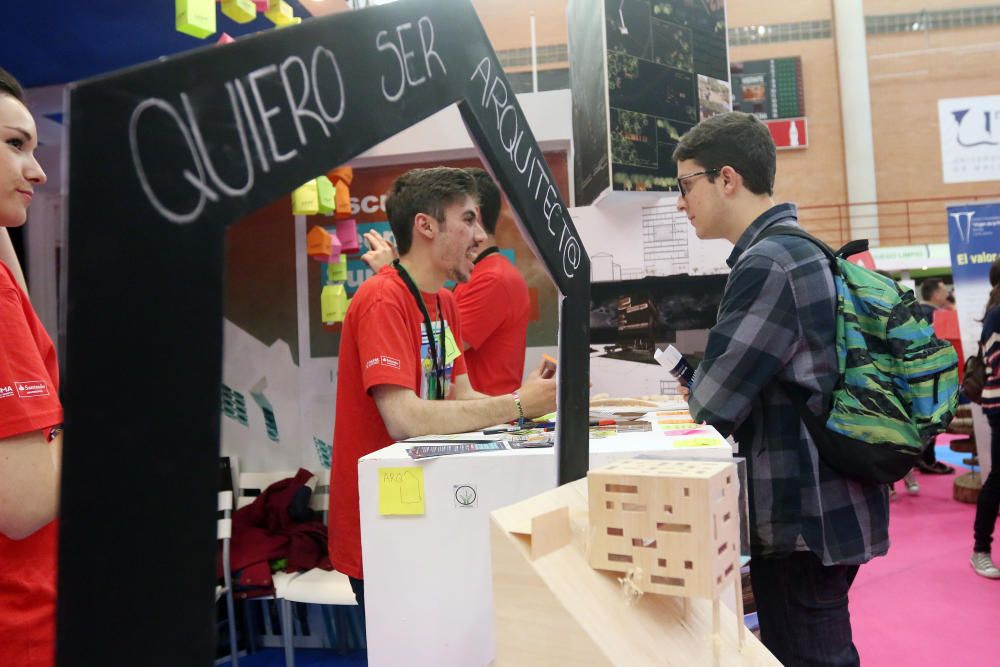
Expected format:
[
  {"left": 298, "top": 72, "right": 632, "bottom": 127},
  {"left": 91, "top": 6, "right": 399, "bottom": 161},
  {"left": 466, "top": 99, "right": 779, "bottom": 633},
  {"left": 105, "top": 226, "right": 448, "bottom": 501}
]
[
  {"left": 0, "top": 67, "right": 62, "bottom": 667},
  {"left": 451, "top": 169, "right": 530, "bottom": 395},
  {"left": 328, "top": 168, "right": 556, "bottom": 611}
]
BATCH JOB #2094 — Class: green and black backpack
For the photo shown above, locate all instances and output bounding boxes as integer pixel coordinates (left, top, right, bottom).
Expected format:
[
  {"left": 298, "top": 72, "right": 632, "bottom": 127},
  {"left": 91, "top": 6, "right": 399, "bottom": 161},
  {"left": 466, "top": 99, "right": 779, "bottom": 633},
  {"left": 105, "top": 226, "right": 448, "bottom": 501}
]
[{"left": 753, "top": 227, "right": 959, "bottom": 484}]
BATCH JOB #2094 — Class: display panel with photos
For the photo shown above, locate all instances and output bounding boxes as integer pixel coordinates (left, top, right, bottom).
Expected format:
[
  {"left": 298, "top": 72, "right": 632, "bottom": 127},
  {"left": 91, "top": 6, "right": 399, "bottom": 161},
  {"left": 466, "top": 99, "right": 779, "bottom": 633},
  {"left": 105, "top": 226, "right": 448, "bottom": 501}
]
[
  {"left": 606, "top": 0, "right": 730, "bottom": 194},
  {"left": 590, "top": 274, "right": 727, "bottom": 364}
]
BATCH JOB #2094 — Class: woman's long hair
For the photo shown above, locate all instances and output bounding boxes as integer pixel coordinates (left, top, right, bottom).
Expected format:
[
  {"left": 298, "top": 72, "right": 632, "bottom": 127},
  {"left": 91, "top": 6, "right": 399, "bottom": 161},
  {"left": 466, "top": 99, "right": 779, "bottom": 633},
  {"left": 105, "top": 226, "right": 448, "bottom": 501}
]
[{"left": 983, "top": 257, "right": 1000, "bottom": 318}]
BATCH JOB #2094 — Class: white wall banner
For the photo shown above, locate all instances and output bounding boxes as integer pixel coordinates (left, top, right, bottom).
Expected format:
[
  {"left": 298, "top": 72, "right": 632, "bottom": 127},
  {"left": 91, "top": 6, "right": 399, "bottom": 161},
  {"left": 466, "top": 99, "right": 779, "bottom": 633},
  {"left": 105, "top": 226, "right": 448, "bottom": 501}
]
[{"left": 938, "top": 95, "right": 1000, "bottom": 184}]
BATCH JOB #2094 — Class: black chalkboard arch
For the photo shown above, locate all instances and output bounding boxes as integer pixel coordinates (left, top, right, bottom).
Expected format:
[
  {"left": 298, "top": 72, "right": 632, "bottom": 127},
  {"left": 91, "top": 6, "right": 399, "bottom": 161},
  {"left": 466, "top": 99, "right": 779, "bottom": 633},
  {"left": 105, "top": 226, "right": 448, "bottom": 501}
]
[{"left": 60, "top": 1, "right": 588, "bottom": 664}]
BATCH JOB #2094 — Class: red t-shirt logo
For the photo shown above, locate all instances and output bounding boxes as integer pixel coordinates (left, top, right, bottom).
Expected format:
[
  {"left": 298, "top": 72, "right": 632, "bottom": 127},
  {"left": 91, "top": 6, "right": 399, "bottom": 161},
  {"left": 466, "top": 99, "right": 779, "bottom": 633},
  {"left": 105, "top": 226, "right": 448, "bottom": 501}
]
[{"left": 15, "top": 380, "right": 49, "bottom": 398}]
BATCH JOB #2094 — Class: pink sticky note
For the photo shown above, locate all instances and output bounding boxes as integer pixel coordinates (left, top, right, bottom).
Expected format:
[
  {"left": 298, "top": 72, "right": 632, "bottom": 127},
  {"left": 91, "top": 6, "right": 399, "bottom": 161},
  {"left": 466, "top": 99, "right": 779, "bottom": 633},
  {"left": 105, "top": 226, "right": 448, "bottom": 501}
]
[
  {"left": 662, "top": 427, "right": 710, "bottom": 437},
  {"left": 216, "top": 33, "right": 235, "bottom": 45},
  {"left": 335, "top": 218, "right": 360, "bottom": 254}
]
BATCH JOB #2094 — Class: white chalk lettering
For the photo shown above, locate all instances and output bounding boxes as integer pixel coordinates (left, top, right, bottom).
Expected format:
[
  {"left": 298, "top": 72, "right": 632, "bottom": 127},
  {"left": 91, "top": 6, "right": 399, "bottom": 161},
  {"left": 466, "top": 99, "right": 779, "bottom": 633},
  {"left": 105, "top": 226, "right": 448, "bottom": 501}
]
[
  {"left": 511, "top": 131, "right": 533, "bottom": 174},
  {"left": 468, "top": 56, "right": 582, "bottom": 279},
  {"left": 417, "top": 16, "right": 446, "bottom": 79},
  {"left": 376, "top": 29, "right": 406, "bottom": 102},
  {"left": 396, "top": 23, "right": 425, "bottom": 87},
  {"left": 234, "top": 79, "right": 270, "bottom": 173},
  {"left": 280, "top": 56, "right": 331, "bottom": 144},
  {"left": 311, "top": 47, "right": 346, "bottom": 124},
  {"left": 129, "top": 98, "right": 209, "bottom": 225},
  {"left": 377, "top": 17, "right": 445, "bottom": 103},
  {"left": 181, "top": 89, "right": 254, "bottom": 197},
  {"left": 471, "top": 57, "right": 491, "bottom": 106},
  {"left": 129, "top": 46, "right": 348, "bottom": 225},
  {"left": 248, "top": 65, "right": 299, "bottom": 164}
]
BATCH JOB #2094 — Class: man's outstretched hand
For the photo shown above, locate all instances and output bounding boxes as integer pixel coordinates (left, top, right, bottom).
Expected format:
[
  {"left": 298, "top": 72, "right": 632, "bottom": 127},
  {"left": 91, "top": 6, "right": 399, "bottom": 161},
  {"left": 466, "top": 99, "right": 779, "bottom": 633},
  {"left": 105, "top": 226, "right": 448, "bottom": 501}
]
[{"left": 360, "top": 231, "right": 397, "bottom": 272}]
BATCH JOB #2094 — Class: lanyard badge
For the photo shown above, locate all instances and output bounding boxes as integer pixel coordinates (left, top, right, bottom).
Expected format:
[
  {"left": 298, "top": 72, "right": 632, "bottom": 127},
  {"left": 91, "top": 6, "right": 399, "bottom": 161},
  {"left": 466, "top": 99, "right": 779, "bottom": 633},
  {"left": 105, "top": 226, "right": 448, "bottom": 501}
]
[{"left": 393, "top": 260, "right": 447, "bottom": 400}]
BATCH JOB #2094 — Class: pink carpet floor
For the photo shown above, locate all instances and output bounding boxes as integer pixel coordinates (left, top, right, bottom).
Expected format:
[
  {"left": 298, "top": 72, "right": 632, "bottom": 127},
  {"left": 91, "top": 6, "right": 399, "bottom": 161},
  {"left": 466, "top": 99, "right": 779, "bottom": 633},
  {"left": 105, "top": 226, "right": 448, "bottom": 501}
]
[{"left": 850, "top": 460, "right": 1000, "bottom": 665}]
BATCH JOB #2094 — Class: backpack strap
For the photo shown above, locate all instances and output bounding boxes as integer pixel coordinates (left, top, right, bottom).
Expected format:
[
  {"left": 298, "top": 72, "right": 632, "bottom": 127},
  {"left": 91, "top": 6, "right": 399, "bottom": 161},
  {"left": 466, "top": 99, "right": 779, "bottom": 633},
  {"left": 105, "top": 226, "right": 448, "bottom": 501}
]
[
  {"left": 744, "top": 225, "right": 864, "bottom": 451},
  {"left": 750, "top": 225, "right": 870, "bottom": 271}
]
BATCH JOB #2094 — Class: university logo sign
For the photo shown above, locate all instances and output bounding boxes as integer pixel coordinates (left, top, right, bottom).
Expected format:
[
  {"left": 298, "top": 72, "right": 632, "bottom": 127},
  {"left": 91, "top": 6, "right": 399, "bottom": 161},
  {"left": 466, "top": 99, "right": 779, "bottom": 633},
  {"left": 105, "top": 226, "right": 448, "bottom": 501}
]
[{"left": 938, "top": 95, "right": 1000, "bottom": 184}]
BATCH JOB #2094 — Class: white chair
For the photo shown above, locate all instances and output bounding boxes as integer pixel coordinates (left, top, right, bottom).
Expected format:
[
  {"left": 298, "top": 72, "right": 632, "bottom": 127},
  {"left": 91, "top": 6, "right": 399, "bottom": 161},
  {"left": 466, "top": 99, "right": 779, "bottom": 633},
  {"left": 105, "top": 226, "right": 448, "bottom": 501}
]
[
  {"left": 217, "top": 490, "right": 239, "bottom": 667},
  {"left": 236, "top": 470, "right": 362, "bottom": 666}
]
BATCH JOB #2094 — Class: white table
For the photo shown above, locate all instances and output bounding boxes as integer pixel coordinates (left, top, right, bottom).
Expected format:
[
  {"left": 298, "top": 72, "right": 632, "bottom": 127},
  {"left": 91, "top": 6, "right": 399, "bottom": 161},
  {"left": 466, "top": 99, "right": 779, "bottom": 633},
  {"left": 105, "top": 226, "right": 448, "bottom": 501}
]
[{"left": 358, "top": 426, "right": 734, "bottom": 667}]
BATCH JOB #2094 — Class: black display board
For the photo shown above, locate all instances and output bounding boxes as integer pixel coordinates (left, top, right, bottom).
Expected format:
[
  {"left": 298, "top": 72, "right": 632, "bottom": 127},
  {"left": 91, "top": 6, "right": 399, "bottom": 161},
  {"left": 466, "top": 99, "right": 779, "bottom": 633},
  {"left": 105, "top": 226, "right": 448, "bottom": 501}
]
[
  {"left": 569, "top": 0, "right": 611, "bottom": 206},
  {"left": 570, "top": 0, "right": 730, "bottom": 202},
  {"left": 731, "top": 57, "right": 806, "bottom": 120},
  {"left": 60, "top": 2, "right": 589, "bottom": 664}
]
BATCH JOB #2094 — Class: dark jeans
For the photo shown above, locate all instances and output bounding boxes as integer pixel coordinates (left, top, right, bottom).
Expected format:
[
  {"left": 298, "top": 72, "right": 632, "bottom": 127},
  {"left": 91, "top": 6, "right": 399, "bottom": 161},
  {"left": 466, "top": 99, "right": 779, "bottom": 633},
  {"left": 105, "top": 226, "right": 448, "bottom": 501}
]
[
  {"left": 750, "top": 551, "right": 861, "bottom": 667},
  {"left": 973, "top": 413, "right": 1000, "bottom": 553}
]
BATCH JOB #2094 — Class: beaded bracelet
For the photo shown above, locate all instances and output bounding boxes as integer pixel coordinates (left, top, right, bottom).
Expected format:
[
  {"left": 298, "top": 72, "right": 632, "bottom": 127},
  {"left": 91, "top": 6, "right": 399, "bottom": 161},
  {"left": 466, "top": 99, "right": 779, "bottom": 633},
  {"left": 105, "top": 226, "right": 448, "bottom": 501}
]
[{"left": 512, "top": 390, "right": 525, "bottom": 427}]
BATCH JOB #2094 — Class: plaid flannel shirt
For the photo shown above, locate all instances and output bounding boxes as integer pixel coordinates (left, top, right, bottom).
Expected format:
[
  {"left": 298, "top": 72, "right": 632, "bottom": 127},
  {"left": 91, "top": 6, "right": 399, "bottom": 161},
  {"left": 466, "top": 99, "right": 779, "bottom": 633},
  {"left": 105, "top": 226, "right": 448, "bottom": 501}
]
[{"left": 688, "top": 203, "right": 889, "bottom": 566}]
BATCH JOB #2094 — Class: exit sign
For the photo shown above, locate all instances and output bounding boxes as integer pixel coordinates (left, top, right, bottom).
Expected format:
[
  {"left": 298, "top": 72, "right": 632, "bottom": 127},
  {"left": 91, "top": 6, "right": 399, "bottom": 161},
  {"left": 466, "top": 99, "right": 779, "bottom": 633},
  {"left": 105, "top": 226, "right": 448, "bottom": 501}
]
[{"left": 764, "top": 117, "right": 808, "bottom": 150}]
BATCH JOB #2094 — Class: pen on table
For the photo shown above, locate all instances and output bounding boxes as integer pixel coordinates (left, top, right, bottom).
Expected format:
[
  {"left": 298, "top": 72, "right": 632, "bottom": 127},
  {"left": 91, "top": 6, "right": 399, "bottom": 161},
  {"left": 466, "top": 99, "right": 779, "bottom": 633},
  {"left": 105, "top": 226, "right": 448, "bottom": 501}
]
[{"left": 482, "top": 426, "right": 519, "bottom": 435}]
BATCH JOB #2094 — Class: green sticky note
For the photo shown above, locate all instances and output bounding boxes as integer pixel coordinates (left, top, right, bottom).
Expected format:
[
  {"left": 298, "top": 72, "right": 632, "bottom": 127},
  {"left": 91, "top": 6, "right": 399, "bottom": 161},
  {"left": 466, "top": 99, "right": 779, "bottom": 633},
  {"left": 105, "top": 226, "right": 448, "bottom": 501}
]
[
  {"left": 327, "top": 251, "right": 348, "bottom": 282},
  {"left": 378, "top": 467, "right": 425, "bottom": 515},
  {"left": 317, "top": 176, "right": 336, "bottom": 215},
  {"left": 443, "top": 327, "right": 461, "bottom": 365}
]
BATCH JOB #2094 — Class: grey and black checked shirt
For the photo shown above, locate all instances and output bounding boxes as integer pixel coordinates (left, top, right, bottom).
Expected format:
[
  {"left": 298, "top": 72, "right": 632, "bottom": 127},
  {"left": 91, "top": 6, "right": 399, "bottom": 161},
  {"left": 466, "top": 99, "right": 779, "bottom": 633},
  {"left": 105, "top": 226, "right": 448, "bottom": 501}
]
[{"left": 689, "top": 203, "right": 890, "bottom": 566}]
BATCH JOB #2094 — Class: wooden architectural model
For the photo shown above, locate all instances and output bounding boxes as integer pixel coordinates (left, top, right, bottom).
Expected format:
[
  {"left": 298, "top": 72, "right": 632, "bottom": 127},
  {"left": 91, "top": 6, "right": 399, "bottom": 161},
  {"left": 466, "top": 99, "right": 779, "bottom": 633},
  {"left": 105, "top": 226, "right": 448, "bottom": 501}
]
[
  {"left": 588, "top": 459, "right": 742, "bottom": 614},
  {"left": 490, "top": 475, "right": 777, "bottom": 666}
]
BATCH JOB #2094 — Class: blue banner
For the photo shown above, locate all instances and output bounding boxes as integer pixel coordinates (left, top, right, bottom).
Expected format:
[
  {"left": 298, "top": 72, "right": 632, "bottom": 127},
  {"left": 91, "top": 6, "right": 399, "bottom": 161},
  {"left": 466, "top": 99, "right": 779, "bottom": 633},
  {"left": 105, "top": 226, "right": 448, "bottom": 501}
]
[{"left": 947, "top": 202, "right": 1000, "bottom": 344}]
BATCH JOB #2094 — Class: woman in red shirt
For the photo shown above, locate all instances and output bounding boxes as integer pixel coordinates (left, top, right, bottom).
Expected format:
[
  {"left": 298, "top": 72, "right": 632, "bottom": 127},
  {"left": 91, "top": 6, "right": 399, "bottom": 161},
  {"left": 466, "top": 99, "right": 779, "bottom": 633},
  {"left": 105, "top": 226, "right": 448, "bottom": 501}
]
[{"left": 0, "top": 66, "right": 62, "bottom": 666}]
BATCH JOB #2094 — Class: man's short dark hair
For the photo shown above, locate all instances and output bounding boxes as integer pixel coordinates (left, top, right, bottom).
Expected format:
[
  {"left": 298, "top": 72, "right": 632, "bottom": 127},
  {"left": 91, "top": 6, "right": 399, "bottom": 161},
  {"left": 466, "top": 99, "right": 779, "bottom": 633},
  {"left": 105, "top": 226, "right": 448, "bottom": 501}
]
[
  {"left": 672, "top": 112, "right": 776, "bottom": 195},
  {"left": 385, "top": 167, "right": 478, "bottom": 255},
  {"left": 466, "top": 168, "right": 501, "bottom": 235},
  {"left": 921, "top": 278, "right": 944, "bottom": 302},
  {"left": 0, "top": 67, "right": 25, "bottom": 103}
]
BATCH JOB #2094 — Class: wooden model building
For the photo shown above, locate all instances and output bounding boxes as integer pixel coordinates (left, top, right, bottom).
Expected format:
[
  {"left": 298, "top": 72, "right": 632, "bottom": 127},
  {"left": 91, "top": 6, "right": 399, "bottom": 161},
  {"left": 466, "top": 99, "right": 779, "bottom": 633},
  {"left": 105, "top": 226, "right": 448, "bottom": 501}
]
[
  {"left": 588, "top": 459, "right": 742, "bottom": 612},
  {"left": 490, "top": 471, "right": 777, "bottom": 666}
]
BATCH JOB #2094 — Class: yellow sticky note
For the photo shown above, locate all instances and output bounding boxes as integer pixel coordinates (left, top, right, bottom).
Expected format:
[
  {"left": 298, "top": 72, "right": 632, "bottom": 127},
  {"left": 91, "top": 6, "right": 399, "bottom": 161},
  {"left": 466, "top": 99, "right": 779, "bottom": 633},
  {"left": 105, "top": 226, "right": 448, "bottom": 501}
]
[
  {"left": 221, "top": 0, "right": 256, "bottom": 24},
  {"left": 176, "top": 0, "right": 216, "bottom": 39},
  {"left": 265, "top": 0, "right": 296, "bottom": 26},
  {"left": 292, "top": 180, "right": 319, "bottom": 215},
  {"left": 321, "top": 283, "right": 348, "bottom": 324},
  {"left": 673, "top": 436, "right": 719, "bottom": 448},
  {"left": 378, "top": 467, "right": 425, "bottom": 515},
  {"left": 443, "top": 327, "right": 461, "bottom": 365}
]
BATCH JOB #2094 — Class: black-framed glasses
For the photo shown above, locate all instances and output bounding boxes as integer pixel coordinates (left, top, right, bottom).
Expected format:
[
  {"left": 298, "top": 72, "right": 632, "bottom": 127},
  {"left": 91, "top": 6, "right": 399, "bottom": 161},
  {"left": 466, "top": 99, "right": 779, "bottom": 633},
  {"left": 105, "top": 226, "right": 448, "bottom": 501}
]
[{"left": 677, "top": 168, "right": 719, "bottom": 198}]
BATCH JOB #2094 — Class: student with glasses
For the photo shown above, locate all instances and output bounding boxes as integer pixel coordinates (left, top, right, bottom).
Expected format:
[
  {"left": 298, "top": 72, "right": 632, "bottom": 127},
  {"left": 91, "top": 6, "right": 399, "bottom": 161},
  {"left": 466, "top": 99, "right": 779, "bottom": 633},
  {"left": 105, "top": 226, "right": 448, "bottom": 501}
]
[{"left": 673, "top": 112, "right": 888, "bottom": 667}]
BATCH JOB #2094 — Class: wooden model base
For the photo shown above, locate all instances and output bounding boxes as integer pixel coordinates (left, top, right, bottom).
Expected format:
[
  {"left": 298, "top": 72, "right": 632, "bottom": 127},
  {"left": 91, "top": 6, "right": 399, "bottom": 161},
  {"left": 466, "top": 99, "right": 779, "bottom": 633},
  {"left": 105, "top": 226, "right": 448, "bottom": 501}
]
[
  {"left": 954, "top": 470, "right": 982, "bottom": 504},
  {"left": 490, "top": 479, "right": 780, "bottom": 666}
]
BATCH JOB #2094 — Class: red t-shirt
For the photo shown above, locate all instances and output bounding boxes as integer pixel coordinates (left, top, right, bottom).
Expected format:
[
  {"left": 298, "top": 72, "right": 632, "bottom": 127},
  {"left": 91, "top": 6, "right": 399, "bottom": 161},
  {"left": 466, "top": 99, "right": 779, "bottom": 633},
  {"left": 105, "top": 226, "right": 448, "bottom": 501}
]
[
  {"left": 452, "top": 253, "right": 530, "bottom": 395},
  {"left": 328, "top": 266, "right": 466, "bottom": 580},
  {"left": 0, "top": 261, "right": 62, "bottom": 667}
]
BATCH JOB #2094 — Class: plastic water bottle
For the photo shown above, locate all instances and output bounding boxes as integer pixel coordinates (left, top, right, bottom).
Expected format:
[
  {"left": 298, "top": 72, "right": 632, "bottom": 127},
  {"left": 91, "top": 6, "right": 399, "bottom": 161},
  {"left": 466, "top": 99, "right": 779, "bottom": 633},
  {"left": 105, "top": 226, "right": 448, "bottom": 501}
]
[{"left": 654, "top": 345, "right": 695, "bottom": 388}]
